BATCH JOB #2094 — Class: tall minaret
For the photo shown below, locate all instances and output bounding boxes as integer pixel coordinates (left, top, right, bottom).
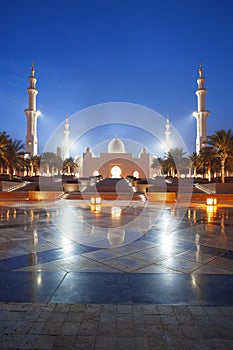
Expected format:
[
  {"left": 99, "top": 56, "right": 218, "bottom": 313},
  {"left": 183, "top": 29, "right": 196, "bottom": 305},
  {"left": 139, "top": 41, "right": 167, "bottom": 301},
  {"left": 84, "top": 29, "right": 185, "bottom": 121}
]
[
  {"left": 165, "top": 117, "right": 171, "bottom": 150},
  {"left": 64, "top": 116, "right": 70, "bottom": 159},
  {"left": 193, "top": 64, "right": 209, "bottom": 154},
  {"left": 24, "top": 64, "right": 39, "bottom": 156}
]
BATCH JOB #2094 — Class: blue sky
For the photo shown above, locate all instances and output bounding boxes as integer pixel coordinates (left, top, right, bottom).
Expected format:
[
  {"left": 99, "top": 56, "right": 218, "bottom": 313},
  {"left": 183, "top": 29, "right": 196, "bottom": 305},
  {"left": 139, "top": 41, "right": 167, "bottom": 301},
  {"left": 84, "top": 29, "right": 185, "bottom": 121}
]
[{"left": 0, "top": 0, "right": 233, "bottom": 157}]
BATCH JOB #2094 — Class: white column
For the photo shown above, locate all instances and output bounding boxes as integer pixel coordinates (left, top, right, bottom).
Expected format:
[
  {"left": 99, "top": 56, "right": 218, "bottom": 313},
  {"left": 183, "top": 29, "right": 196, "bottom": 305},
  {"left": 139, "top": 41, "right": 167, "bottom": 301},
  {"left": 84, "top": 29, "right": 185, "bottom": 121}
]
[
  {"left": 193, "top": 64, "right": 209, "bottom": 154},
  {"left": 24, "top": 64, "right": 39, "bottom": 156}
]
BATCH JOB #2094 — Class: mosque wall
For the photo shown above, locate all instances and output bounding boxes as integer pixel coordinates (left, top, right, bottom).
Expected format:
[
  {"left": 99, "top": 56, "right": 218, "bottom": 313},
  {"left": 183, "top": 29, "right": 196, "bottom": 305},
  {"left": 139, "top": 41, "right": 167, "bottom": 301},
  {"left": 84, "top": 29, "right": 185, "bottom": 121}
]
[{"left": 82, "top": 151, "right": 150, "bottom": 178}]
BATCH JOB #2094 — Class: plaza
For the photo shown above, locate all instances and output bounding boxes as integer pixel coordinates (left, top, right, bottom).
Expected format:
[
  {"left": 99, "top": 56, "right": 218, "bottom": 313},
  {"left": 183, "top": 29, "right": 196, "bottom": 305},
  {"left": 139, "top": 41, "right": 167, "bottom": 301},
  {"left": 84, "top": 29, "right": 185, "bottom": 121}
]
[{"left": 0, "top": 195, "right": 233, "bottom": 349}]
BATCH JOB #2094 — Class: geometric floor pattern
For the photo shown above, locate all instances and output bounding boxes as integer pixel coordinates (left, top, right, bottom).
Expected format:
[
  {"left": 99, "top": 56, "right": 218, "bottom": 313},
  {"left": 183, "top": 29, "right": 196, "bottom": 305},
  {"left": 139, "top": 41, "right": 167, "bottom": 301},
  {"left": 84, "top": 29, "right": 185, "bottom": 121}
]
[{"left": 1, "top": 201, "right": 233, "bottom": 305}]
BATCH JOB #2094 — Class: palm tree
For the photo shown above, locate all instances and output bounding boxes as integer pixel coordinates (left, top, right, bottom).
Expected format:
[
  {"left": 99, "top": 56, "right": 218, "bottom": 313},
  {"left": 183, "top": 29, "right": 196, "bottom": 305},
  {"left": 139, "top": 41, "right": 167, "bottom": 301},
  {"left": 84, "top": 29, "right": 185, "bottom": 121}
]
[
  {"left": 30, "top": 155, "right": 41, "bottom": 176},
  {"left": 206, "top": 129, "right": 233, "bottom": 183},
  {"left": 41, "top": 152, "right": 63, "bottom": 176},
  {"left": 24, "top": 155, "right": 41, "bottom": 176},
  {"left": 151, "top": 157, "right": 165, "bottom": 176},
  {"left": 0, "top": 131, "right": 11, "bottom": 173},
  {"left": 189, "top": 152, "right": 201, "bottom": 178},
  {"left": 164, "top": 147, "right": 187, "bottom": 178},
  {"left": 199, "top": 147, "right": 214, "bottom": 181},
  {"left": 63, "top": 157, "right": 78, "bottom": 175},
  {"left": 5, "top": 139, "right": 25, "bottom": 179}
]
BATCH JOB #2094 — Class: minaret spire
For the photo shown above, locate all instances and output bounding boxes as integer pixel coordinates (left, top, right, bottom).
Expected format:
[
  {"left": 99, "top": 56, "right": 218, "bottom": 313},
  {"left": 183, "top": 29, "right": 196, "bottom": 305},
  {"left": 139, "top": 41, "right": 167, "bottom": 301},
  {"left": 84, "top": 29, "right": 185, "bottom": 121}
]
[
  {"left": 193, "top": 64, "right": 209, "bottom": 154},
  {"left": 64, "top": 116, "right": 70, "bottom": 159},
  {"left": 24, "top": 63, "right": 39, "bottom": 156}
]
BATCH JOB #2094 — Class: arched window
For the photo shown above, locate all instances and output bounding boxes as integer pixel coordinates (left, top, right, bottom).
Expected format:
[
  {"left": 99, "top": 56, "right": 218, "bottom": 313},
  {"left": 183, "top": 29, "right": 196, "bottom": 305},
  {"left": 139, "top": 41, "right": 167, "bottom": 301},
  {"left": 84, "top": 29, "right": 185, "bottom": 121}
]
[
  {"left": 133, "top": 170, "right": 139, "bottom": 178},
  {"left": 111, "top": 166, "right": 121, "bottom": 178}
]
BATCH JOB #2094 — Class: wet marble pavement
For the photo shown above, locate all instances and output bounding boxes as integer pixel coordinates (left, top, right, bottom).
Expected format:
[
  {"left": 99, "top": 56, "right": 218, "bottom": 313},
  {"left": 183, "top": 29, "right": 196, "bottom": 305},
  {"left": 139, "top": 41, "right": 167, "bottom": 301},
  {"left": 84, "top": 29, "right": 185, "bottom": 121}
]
[{"left": 1, "top": 200, "right": 233, "bottom": 305}]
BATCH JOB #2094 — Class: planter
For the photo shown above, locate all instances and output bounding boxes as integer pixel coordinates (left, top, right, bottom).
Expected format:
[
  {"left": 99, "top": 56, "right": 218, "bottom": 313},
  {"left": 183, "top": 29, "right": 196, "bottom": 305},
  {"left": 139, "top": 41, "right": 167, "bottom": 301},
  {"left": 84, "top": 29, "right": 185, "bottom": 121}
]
[
  {"left": 148, "top": 192, "right": 176, "bottom": 203},
  {"left": 29, "top": 191, "right": 63, "bottom": 201},
  {"left": 63, "top": 183, "right": 79, "bottom": 193}
]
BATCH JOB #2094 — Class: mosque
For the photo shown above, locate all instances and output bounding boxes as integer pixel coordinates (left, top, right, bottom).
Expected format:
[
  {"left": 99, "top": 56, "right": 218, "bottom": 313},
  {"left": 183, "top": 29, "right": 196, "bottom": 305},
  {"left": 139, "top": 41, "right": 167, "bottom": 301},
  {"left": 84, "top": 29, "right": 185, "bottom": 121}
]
[{"left": 24, "top": 64, "right": 209, "bottom": 178}]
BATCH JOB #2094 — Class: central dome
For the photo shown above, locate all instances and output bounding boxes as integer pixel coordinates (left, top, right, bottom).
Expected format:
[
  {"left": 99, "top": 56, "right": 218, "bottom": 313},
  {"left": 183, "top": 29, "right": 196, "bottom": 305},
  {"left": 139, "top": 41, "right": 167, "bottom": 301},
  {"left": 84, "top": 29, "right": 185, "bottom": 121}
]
[{"left": 108, "top": 136, "right": 126, "bottom": 153}]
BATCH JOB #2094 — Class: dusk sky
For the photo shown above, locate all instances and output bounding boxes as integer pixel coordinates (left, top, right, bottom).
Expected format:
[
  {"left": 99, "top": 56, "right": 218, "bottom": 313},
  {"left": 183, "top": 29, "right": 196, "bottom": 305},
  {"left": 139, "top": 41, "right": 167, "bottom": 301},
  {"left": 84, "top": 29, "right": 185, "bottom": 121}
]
[{"left": 0, "top": 0, "right": 233, "bottom": 157}]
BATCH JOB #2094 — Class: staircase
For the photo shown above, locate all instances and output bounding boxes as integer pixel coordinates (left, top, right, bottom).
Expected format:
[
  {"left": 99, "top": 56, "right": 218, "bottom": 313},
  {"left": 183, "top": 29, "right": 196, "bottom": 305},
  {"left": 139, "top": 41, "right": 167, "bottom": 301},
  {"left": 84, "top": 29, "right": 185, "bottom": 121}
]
[{"left": 65, "top": 178, "right": 147, "bottom": 201}]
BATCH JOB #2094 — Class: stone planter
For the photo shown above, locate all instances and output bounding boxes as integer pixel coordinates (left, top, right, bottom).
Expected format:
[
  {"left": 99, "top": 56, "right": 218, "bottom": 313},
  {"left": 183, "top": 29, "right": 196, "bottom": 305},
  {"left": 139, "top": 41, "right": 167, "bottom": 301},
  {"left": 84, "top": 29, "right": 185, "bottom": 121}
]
[
  {"left": 29, "top": 191, "right": 63, "bottom": 201},
  {"left": 63, "top": 183, "right": 79, "bottom": 193}
]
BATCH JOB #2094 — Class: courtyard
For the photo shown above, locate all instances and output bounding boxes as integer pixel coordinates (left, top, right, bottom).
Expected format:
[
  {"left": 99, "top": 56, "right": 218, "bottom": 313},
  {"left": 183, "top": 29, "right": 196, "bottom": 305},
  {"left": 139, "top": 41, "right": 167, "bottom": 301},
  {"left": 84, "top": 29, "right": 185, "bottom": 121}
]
[{"left": 1, "top": 199, "right": 233, "bottom": 349}]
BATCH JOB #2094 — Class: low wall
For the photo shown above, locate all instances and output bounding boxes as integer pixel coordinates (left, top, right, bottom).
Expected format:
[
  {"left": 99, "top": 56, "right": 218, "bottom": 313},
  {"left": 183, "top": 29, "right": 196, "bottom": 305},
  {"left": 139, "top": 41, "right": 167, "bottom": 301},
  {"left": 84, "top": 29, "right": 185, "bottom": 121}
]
[
  {"left": 63, "top": 183, "right": 79, "bottom": 193},
  {"left": 177, "top": 193, "right": 233, "bottom": 204},
  {"left": 0, "top": 192, "right": 28, "bottom": 200},
  {"left": 147, "top": 192, "right": 176, "bottom": 203},
  {"left": 197, "top": 183, "right": 233, "bottom": 194},
  {"left": 28, "top": 191, "right": 63, "bottom": 201}
]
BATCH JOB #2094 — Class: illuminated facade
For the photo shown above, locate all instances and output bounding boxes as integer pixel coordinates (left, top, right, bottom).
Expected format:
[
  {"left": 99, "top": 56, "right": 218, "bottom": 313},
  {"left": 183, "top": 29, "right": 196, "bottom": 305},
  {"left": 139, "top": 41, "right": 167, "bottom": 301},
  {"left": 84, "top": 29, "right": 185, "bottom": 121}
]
[{"left": 81, "top": 137, "right": 151, "bottom": 178}]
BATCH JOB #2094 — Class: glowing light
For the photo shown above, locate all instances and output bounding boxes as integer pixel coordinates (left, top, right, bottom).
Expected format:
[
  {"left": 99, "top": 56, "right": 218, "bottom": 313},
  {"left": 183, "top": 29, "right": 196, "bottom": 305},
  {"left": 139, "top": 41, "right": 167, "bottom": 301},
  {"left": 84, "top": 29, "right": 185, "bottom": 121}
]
[
  {"left": 37, "top": 274, "right": 42, "bottom": 285},
  {"left": 133, "top": 170, "right": 139, "bottom": 178},
  {"left": 90, "top": 204, "right": 102, "bottom": 213},
  {"left": 206, "top": 205, "right": 217, "bottom": 223},
  {"left": 111, "top": 206, "right": 122, "bottom": 218},
  {"left": 206, "top": 197, "right": 217, "bottom": 206},
  {"left": 90, "top": 197, "right": 102, "bottom": 205},
  {"left": 111, "top": 165, "right": 121, "bottom": 178},
  {"left": 160, "top": 233, "right": 174, "bottom": 256}
]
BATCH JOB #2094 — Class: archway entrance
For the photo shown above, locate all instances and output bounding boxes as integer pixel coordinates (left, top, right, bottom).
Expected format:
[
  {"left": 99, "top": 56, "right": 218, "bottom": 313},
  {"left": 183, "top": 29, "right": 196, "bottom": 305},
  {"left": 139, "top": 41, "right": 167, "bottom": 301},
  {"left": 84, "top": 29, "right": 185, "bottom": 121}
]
[{"left": 111, "top": 165, "right": 121, "bottom": 178}]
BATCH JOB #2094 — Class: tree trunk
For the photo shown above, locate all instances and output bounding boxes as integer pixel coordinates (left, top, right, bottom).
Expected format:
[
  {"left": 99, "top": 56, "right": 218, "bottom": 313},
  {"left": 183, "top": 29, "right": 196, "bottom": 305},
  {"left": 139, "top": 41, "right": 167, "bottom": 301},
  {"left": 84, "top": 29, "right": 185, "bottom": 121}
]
[
  {"left": 9, "top": 167, "right": 14, "bottom": 180},
  {"left": 221, "top": 159, "right": 225, "bottom": 183},
  {"left": 193, "top": 166, "right": 197, "bottom": 178},
  {"left": 208, "top": 166, "right": 211, "bottom": 182}
]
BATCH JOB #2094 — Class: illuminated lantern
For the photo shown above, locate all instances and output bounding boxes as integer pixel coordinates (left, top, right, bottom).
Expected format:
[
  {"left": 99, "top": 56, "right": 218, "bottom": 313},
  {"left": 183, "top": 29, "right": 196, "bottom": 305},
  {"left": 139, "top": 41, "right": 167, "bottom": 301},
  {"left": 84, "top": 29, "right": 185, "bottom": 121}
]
[{"left": 206, "top": 197, "right": 217, "bottom": 206}]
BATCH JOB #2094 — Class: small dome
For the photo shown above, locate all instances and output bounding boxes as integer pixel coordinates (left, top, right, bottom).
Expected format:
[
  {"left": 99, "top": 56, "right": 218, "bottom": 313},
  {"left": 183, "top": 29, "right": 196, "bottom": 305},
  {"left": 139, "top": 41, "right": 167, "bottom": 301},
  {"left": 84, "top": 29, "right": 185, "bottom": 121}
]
[{"left": 108, "top": 137, "right": 126, "bottom": 153}]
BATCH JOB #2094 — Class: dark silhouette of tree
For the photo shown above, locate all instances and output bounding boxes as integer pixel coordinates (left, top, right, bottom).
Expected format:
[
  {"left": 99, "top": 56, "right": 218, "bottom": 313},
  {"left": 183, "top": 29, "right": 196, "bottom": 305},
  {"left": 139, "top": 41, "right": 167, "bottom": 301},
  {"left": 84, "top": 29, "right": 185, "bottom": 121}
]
[
  {"left": 206, "top": 129, "right": 233, "bottom": 183},
  {"left": 5, "top": 139, "right": 25, "bottom": 179}
]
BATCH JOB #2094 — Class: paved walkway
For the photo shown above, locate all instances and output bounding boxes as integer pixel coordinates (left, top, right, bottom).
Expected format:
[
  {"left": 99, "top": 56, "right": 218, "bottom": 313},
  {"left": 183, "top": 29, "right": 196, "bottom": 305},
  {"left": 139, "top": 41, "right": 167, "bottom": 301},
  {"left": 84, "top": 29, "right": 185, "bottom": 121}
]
[
  {"left": 1, "top": 200, "right": 233, "bottom": 348},
  {"left": 1, "top": 303, "right": 233, "bottom": 349}
]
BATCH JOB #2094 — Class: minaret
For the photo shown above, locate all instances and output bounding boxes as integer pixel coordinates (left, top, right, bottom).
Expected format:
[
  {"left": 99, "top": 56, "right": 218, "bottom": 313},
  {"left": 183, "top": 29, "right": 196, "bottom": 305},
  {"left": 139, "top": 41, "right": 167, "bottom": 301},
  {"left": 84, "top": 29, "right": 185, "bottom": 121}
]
[
  {"left": 193, "top": 64, "right": 209, "bottom": 154},
  {"left": 64, "top": 116, "right": 70, "bottom": 159},
  {"left": 24, "top": 64, "right": 39, "bottom": 156},
  {"left": 165, "top": 117, "right": 171, "bottom": 150}
]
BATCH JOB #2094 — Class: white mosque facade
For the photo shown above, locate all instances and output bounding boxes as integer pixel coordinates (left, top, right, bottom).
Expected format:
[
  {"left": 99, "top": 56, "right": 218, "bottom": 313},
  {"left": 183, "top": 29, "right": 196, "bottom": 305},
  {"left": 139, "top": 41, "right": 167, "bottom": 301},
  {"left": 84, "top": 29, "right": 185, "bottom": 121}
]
[
  {"left": 24, "top": 64, "right": 209, "bottom": 177},
  {"left": 82, "top": 138, "right": 151, "bottom": 178}
]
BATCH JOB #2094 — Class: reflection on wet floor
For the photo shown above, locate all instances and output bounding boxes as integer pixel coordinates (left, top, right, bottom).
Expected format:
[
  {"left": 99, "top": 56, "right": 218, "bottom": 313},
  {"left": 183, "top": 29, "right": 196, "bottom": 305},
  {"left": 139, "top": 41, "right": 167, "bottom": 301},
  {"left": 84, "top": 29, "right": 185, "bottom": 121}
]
[
  {"left": 0, "top": 202, "right": 233, "bottom": 266},
  {"left": 1, "top": 201, "right": 233, "bottom": 303}
]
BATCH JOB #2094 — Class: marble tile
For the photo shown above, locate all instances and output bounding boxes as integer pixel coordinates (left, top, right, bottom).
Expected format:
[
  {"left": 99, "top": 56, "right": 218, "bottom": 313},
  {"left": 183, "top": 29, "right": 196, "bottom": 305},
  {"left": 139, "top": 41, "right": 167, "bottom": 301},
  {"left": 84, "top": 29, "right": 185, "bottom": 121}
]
[
  {"left": 50, "top": 272, "right": 130, "bottom": 304},
  {"left": 209, "top": 257, "right": 233, "bottom": 271},
  {"left": 192, "top": 265, "right": 233, "bottom": 274},
  {"left": 0, "top": 243, "right": 30, "bottom": 259},
  {"left": 106, "top": 256, "right": 149, "bottom": 272},
  {"left": 0, "top": 271, "right": 66, "bottom": 303},
  {"left": 16, "top": 262, "right": 64, "bottom": 272},
  {"left": 110, "top": 244, "right": 144, "bottom": 256},
  {"left": 128, "top": 239, "right": 159, "bottom": 250},
  {"left": 18, "top": 241, "right": 58, "bottom": 254},
  {"left": 160, "top": 256, "right": 203, "bottom": 274},
  {"left": 135, "top": 264, "right": 181, "bottom": 273},
  {"left": 79, "top": 262, "right": 121, "bottom": 273},
  {"left": 52, "top": 255, "right": 94, "bottom": 272},
  {"left": 178, "top": 250, "right": 217, "bottom": 264},
  {"left": 129, "top": 247, "right": 168, "bottom": 263},
  {"left": 82, "top": 249, "right": 120, "bottom": 262}
]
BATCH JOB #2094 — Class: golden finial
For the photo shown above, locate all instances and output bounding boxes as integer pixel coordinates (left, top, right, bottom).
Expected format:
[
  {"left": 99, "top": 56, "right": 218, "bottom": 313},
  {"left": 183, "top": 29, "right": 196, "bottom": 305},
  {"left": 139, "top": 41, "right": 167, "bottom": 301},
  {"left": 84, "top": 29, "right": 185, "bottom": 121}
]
[
  {"left": 199, "top": 63, "right": 203, "bottom": 78},
  {"left": 31, "top": 62, "right": 35, "bottom": 76}
]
